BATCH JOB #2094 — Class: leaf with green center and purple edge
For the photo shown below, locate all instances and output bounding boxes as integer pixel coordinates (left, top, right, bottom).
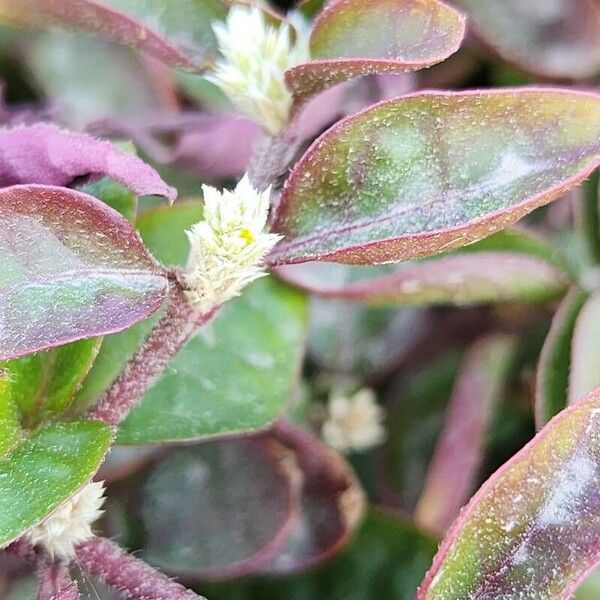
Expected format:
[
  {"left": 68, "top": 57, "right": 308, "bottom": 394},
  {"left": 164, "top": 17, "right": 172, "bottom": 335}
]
[
  {"left": 416, "top": 386, "right": 600, "bottom": 600},
  {"left": 0, "top": 420, "right": 112, "bottom": 548},
  {"left": 269, "top": 88, "right": 600, "bottom": 266},
  {"left": 0, "top": 0, "right": 226, "bottom": 72},
  {"left": 535, "top": 288, "right": 588, "bottom": 430},
  {"left": 568, "top": 291, "right": 600, "bottom": 406},
  {"left": 0, "top": 185, "right": 168, "bottom": 360},
  {"left": 286, "top": 0, "right": 466, "bottom": 104},
  {"left": 452, "top": 0, "right": 600, "bottom": 80}
]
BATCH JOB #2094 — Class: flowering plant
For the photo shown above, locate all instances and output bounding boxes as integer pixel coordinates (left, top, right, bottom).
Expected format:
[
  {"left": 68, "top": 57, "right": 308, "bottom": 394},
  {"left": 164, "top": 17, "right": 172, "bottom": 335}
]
[{"left": 1, "top": 1, "right": 600, "bottom": 599}]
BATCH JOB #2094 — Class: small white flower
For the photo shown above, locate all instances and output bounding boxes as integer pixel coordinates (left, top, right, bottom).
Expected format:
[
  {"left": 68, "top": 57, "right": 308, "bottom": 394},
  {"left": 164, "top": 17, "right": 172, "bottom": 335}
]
[
  {"left": 184, "top": 174, "right": 282, "bottom": 314},
  {"left": 206, "top": 4, "right": 310, "bottom": 135},
  {"left": 322, "top": 389, "right": 386, "bottom": 453},
  {"left": 25, "top": 481, "right": 105, "bottom": 560}
]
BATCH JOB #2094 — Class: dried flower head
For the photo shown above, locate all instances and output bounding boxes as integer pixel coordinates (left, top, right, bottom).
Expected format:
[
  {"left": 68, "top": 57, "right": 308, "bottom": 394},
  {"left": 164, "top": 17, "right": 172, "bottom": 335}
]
[
  {"left": 25, "top": 481, "right": 105, "bottom": 560},
  {"left": 184, "top": 174, "right": 282, "bottom": 314},
  {"left": 322, "top": 388, "right": 386, "bottom": 453},
  {"left": 206, "top": 4, "right": 309, "bottom": 135}
]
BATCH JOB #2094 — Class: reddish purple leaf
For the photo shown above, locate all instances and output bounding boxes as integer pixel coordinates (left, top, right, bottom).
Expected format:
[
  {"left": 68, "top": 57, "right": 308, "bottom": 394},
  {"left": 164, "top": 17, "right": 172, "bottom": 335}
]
[
  {"left": 286, "top": 0, "right": 466, "bottom": 103},
  {"left": 0, "top": 123, "right": 176, "bottom": 202},
  {"left": 276, "top": 252, "right": 570, "bottom": 305},
  {"left": 414, "top": 334, "right": 515, "bottom": 535},
  {"left": 269, "top": 89, "right": 600, "bottom": 266},
  {"left": 0, "top": 185, "right": 167, "bottom": 360},
  {"left": 417, "top": 386, "right": 600, "bottom": 600}
]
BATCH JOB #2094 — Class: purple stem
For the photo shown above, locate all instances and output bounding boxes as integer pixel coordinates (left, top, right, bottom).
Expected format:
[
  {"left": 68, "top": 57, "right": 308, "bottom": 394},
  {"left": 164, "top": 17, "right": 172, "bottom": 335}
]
[
  {"left": 37, "top": 562, "right": 80, "bottom": 600},
  {"left": 88, "top": 273, "right": 214, "bottom": 426},
  {"left": 75, "top": 537, "right": 204, "bottom": 600}
]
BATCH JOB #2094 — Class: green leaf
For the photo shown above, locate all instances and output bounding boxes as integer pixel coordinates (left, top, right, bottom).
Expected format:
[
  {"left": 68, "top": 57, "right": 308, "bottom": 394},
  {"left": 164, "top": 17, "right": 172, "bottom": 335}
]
[
  {"left": 535, "top": 288, "right": 588, "bottom": 429},
  {"left": 269, "top": 89, "right": 600, "bottom": 265},
  {"left": 0, "top": 373, "right": 22, "bottom": 457},
  {"left": 417, "top": 386, "right": 600, "bottom": 600},
  {"left": 0, "top": 420, "right": 112, "bottom": 547},
  {"left": 80, "top": 177, "right": 137, "bottom": 223},
  {"left": 118, "top": 276, "right": 308, "bottom": 444},
  {"left": 1, "top": 338, "right": 101, "bottom": 425},
  {"left": 77, "top": 202, "right": 309, "bottom": 444}
]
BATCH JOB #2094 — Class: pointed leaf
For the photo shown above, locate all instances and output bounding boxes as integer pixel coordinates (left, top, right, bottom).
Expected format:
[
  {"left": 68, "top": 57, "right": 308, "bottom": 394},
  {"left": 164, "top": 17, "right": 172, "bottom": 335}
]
[
  {"left": 453, "top": 0, "right": 600, "bottom": 79},
  {"left": 414, "top": 334, "right": 515, "bottom": 535},
  {"left": 416, "top": 386, "right": 600, "bottom": 600},
  {"left": 286, "top": 0, "right": 466, "bottom": 102},
  {"left": 269, "top": 89, "right": 600, "bottom": 265},
  {"left": 0, "top": 185, "right": 168, "bottom": 360},
  {"left": 0, "top": 123, "right": 176, "bottom": 202},
  {"left": 0, "top": 0, "right": 226, "bottom": 72},
  {"left": 535, "top": 288, "right": 588, "bottom": 429},
  {"left": 0, "top": 420, "right": 112, "bottom": 547}
]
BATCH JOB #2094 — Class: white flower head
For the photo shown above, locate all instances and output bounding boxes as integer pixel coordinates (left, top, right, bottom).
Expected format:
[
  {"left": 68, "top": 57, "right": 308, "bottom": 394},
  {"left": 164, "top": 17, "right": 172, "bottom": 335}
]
[
  {"left": 322, "top": 389, "right": 386, "bottom": 453},
  {"left": 184, "top": 174, "right": 282, "bottom": 314},
  {"left": 25, "top": 481, "right": 105, "bottom": 560},
  {"left": 207, "top": 4, "right": 310, "bottom": 134}
]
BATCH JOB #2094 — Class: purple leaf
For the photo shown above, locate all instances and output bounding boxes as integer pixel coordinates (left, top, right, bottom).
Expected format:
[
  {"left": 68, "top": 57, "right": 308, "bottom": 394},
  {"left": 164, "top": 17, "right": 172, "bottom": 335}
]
[
  {"left": 0, "top": 123, "right": 176, "bottom": 202},
  {"left": 286, "top": 0, "right": 466, "bottom": 103},
  {"left": 0, "top": 185, "right": 168, "bottom": 360},
  {"left": 414, "top": 334, "right": 515, "bottom": 535}
]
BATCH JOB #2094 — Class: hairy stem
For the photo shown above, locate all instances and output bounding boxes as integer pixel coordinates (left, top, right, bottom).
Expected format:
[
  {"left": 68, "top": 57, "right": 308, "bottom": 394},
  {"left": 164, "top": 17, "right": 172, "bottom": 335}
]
[
  {"left": 37, "top": 562, "right": 79, "bottom": 600},
  {"left": 75, "top": 537, "right": 204, "bottom": 600},
  {"left": 88, "top": 274, "right": 213, "bottom": 426}
]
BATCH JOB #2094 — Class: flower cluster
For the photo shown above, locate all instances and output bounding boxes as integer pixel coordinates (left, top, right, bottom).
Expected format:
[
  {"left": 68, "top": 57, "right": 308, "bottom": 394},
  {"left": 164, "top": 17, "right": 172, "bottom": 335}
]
[
  {"left": 207, "top": 4, "right": 309, "bottom": 135},
  {"left": 184, "top": 175, "right": 282, "bottom": 314},
  {"left": 322, "top": 388, "right": 386, "bottom": 453},
  {"left": 25, "top": 481, "right": 105, "bottom": 559}
]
